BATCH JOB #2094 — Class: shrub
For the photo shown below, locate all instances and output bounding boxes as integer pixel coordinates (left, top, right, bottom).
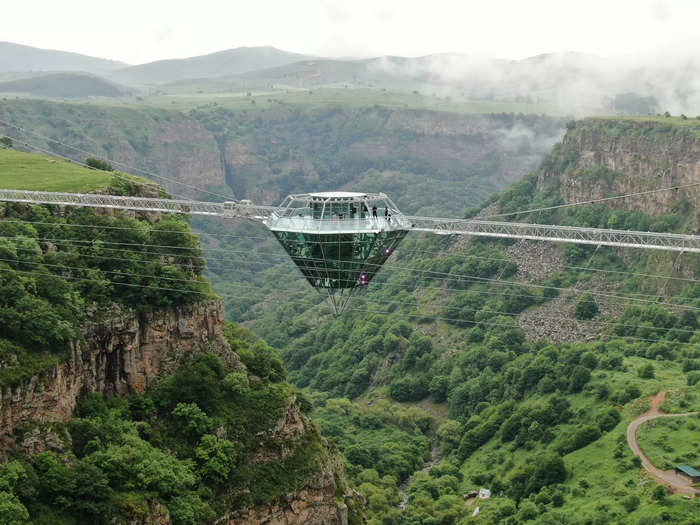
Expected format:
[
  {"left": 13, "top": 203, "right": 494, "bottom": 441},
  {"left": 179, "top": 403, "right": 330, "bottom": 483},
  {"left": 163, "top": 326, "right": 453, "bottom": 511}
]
[
  {"left": 0, "top": 136, "right": 12, "bottom": 149},
  {"left": 688, "top": 371, "right": 700, "bottom": 386},
  {"left": 517, "top": 500, "right": 538, "bottom": 520},
  {"left": 85, "top": 157, "right": 114, "bottom": 171},
  {"left": 596, "top": 407, "right": 621, "bottom": 432},
  {"left": 638, "top": 363, "right": 655, "bottom": 379},
  {"left": 620, "top": 494, "right": 640, "bottom": 512},
  {"left": 574, "top": 293, "right": 599, "bottom": 320},
  {"left": 389, "top": 375, "right": 430, "bottom": 402},
  {"left": 652, "top": 484, "right": 667, "bottom": 501},
  {"left": 557, "top": 425, "right": 602, "bottom": 454}
]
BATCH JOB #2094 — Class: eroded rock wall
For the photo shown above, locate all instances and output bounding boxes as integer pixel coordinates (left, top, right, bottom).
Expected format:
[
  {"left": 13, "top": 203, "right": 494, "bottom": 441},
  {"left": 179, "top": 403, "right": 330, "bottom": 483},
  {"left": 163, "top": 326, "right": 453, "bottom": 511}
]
[
  {"left": 0, "top": 300, "right": 233, "bottom": 437},
  {"left": 538, "top": 119, "right": 700, "bottom": 227}
]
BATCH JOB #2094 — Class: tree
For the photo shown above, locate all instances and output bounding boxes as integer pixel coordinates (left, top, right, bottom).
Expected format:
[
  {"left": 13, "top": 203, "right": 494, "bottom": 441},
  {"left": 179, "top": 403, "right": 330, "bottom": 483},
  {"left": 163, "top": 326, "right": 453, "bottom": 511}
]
[
  {"left": 85, "top": 157, "right": 114, "bottom": 171},
  {"left": 557, "top": 425, "right": 601, "bottom": 454},
  {"left": 171, "top": 403, "right": 214, "bottom": 440},
  {"left": 574, "top": 293, "right": 598, "bottom": 320},
  {"left": 436, "top": 420, "right": 462, "bottom": 453},
  {"left": 0, "top": 136, "right": 12, "bottom": 149},
  {"left": 194, "top": 434, "right": 238, "bottom": 484},
  {"left": 638, "top": 363, "right": 655, "bottom": 379},
  {"left": 508, "top": 453, "right": 566, "bottom": 501},
  {"left": 168, "top": 493, "right": 215, "bottom": 525},
  {"left": 652, "top": 484, "right": 667, "bottom": 502},
  {"left": 569, "top": 365, "right": 591, "bottom": 392},
  {"left": 595, "top": 407, "right": 621, "bottom": 432},
  {"left": 237, "top": 341, "right": 287, "bottom": 382},
  {"left": 0, "top": 491, "right": 29, "bottom": 524},
  {"left": 389, "top": 375, "right": 430, "bottom": 402}
]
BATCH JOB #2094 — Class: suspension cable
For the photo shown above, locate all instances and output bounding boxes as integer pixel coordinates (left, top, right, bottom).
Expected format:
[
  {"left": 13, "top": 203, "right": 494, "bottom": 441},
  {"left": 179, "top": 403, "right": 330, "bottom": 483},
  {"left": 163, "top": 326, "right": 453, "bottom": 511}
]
[
  {"left": 2, "top": 217, "right": 699, "bottom": 284},
  {"left": 0, "top": 261, "right": 696, "bottom": 343}
]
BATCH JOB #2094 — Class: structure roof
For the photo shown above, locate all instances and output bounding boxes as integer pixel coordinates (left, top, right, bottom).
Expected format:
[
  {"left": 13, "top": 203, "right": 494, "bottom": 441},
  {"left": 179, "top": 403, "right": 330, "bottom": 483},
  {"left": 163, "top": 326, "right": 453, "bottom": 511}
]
[
  {"left": 676, "top": 464, "right": 700, "bottom": 477},
  {"left": 287, "top": 191, "right": 389, "bottom": 203},
  {"left": 308, "top": 191, "right": 367, "bottom": 198}
]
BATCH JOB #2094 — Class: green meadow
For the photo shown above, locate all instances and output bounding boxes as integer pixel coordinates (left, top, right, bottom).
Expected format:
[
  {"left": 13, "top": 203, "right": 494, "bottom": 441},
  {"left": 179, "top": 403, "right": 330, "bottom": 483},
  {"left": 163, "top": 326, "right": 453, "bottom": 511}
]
[{"left": 0, "top": 148, "right": 115, "bottom": 192}]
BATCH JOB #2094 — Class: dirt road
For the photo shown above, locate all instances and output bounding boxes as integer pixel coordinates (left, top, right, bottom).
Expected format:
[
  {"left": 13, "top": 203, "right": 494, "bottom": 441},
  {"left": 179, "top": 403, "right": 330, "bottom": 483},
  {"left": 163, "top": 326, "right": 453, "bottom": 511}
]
[{"left": 626, "top": 391, "right": 699, "bottom": 495}]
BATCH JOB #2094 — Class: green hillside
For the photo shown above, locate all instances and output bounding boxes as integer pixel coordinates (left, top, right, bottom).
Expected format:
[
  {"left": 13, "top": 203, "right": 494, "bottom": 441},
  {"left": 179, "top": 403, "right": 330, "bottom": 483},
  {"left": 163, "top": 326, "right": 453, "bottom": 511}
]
[
  {"left": 0, "top": 72, "right": 129, "bottom": 98},
  {"left": 109, "top": 46, "right": 312, "bottom": 86},
  {"left": 0, "top": 149, "right": 212, "bottom": 388},
  {"left": 0, "top": 148, "right": 125, "bottom": 192},
  {"left": 0, "top": 149, "right": 360, "bottom": 525},
  {"left": 212, "top": 117, "right": 700, "bottom": 523}
]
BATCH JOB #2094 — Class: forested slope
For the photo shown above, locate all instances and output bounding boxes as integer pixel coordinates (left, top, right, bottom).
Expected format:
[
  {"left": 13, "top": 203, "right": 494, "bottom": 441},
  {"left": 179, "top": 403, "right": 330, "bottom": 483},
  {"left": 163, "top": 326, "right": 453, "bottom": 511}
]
[
  {"left": 234, "top": 117, "right": 700, "bottom": 524},
  {"left": 0, "top": 150, "right": 360, "bottom": 525}
]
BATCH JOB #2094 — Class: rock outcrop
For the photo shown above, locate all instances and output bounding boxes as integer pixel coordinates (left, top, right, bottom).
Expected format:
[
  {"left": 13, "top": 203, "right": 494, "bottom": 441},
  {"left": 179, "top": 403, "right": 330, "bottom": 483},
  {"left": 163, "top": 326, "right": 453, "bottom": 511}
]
[
  {"left": 221, "top": 454, "right": 357, "bottom": 525},
  {"left": 538, "top": 119, "right": 700, "bottom": 228},
  {"left": 0, "top": 300, "right": 233, "bottom": 438},
  {"left": 220, "top": 397, "right": 360, "bottom": 525}
]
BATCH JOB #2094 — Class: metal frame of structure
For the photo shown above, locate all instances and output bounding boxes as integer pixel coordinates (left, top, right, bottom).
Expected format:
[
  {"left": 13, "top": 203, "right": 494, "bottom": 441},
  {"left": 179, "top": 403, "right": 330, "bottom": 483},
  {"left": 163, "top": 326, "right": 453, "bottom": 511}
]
[
  {"left": 407, "top": 216, "right": 700, "bottom": 253},
  {"left": 0, "top": 189, "right": 697, "bottom": 253},
  {"left": 266, "top": 192, "right": 409, "bottom": 313}
]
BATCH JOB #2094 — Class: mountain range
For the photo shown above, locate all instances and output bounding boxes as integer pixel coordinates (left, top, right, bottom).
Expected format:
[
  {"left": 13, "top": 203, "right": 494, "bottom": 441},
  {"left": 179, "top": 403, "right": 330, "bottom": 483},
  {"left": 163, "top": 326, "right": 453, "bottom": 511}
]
[{"left": 0, "top": 41, "right": 698, "bottom": 116}]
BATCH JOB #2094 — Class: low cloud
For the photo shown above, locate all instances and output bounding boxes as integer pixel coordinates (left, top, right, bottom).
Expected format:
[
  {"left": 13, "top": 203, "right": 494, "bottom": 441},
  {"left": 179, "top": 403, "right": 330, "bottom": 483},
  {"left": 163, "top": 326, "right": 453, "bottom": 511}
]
[{"left": 366, "top": 50, "right": 700, "bottom": 116}]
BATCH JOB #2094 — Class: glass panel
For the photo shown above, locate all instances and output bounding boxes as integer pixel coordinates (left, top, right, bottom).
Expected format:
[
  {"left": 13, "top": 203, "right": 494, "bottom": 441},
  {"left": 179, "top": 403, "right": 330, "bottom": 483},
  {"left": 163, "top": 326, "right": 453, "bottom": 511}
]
[{"left": 273, "top": 230, "right": 407, "bottom": 290}]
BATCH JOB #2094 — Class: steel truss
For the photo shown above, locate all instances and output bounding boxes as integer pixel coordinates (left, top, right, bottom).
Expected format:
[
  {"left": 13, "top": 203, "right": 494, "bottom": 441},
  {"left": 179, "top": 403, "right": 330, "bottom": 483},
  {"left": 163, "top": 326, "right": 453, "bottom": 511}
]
[
  {"left": 408, "top": 216, "right": 700, "bottom": 253},
  {"left": 0, "top": 189, "right": 698, "bottom": 253}
]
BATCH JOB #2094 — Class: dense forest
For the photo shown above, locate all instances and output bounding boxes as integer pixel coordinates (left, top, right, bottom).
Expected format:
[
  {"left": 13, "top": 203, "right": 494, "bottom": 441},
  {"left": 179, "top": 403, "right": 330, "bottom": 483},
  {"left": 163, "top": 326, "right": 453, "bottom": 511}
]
[
  {"left": 207, "top": 118, "right": 700, "bottom": 523},
  {"left": 0, "top": 174, "right": 211, "bottom": 390}
]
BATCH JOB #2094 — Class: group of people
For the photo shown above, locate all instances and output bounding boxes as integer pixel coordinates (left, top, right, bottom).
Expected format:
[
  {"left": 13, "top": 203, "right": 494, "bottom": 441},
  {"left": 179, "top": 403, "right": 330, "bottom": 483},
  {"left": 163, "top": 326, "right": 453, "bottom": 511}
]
[{"left": 344, "top": 204, "right": 391, "bottom": 221}]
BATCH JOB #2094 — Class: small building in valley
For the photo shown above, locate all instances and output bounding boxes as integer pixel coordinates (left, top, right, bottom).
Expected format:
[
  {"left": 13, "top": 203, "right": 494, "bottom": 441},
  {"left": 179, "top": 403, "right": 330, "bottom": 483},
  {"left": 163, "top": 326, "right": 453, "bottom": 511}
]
[{"left": 675, "top": 465, "right": 700, "bottom": 483}]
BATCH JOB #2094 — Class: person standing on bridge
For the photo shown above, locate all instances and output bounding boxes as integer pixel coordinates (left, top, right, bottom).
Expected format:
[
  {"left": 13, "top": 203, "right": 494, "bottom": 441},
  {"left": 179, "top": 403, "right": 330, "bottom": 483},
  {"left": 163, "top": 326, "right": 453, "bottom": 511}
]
[{"left": 372, "top": 206, "right": 377, "bottom": 218}]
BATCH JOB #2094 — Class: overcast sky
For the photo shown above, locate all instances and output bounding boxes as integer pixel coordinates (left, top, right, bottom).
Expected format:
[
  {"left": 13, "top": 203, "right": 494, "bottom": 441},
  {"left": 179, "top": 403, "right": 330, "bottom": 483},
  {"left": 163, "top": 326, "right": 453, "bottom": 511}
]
[{"left": 3, "top": 0, "right": 699, "bottom": 64}]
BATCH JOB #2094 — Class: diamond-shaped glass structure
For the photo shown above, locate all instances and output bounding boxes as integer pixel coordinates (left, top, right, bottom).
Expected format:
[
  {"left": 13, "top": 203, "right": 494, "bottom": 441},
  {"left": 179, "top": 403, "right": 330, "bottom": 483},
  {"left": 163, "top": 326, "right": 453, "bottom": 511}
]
[{"left": 265, "top": 192, "right": 410, "bottom": 314}]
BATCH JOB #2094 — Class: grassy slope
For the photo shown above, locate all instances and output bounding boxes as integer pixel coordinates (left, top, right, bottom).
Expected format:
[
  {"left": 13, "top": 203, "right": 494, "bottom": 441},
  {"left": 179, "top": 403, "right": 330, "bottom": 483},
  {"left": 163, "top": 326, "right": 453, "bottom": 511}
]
[
  {"left": 0, "top": 73, "right": 128, "bottom": 98},
  {"left": 637, "top": 415, "right": 700, "bottom": 471},
  {"left": 92, "top": 87, "right": 559, "bottom": 115},
  {"left": 588, "top": 115, "right": 700, "bottom": 138},
  {"left": 0, "top": 148, "right": 114, "bottom": 192},
  {"left": 458, "top": 358, "right": 699, "bottom": 521}
]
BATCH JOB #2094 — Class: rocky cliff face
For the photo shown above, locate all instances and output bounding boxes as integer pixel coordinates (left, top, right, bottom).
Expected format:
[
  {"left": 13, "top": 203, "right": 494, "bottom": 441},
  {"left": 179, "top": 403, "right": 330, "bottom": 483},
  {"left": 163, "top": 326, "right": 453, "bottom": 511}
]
[
  {"left": 221, "top": 398, "right": 360, "bottom": 525},
  {"left": 0, "top": 300, "right": 232, "bottom": 439},
  {"left": 538, "top": 119, "right": 700, "bottom": 228},
  {"left": 222, "top": 455, "right": 355, "bottom": 525},
  {"left": 0, "top": 297, "right": 360, "bottom": 524}
]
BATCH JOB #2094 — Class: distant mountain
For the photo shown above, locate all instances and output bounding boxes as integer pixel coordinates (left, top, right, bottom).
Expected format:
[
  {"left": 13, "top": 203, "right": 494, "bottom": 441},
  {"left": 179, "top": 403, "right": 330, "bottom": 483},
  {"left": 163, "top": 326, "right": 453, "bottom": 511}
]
[
  {"left": 162, "top": 59, "right": 371, "bottom": 93},
  {"left": 110, "top": 46, "right": 313, "bottom": 85},
  {"left": 0, "top": 73, "right": 129, "bottom": 98},
  {"left": 0, "top": 42, "right": 127, "bottom": 74}
]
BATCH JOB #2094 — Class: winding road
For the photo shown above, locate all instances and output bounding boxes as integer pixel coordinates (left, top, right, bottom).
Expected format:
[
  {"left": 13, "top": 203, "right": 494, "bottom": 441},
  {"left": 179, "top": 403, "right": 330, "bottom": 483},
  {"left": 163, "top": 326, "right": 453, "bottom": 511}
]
[{"left": 626, "top": 391, "right": 699, "bottom": 495}]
